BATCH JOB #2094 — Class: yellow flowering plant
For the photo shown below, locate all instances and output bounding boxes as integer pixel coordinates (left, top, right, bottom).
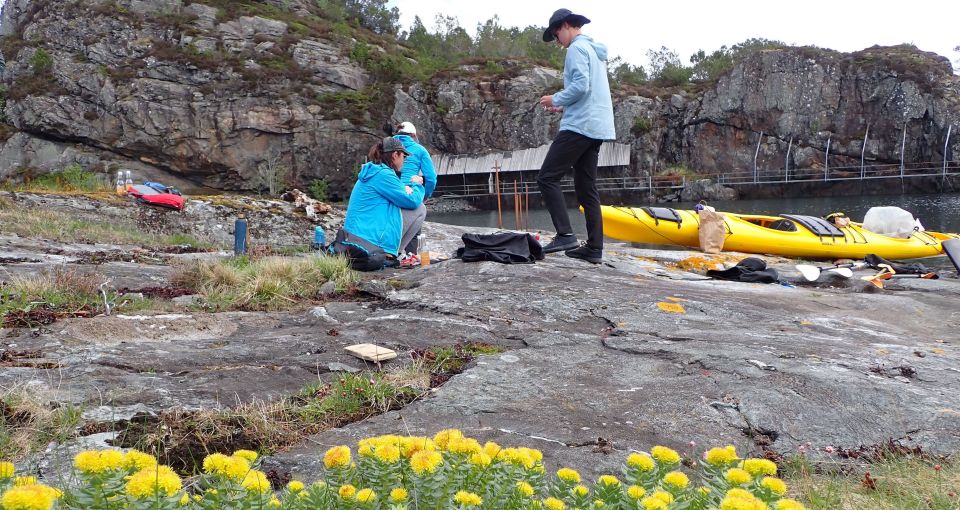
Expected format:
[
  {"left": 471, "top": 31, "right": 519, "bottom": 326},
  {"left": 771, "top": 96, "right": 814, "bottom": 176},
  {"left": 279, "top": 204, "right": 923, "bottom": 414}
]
[{"left": 0, "top": 435, "right": 804, "bottom": 510}]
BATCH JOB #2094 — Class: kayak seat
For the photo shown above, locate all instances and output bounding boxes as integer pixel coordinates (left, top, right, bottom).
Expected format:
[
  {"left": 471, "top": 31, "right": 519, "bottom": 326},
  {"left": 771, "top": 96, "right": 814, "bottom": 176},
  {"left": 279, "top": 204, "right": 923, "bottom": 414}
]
[
  {"left": 780, "top": 214, "right": 846, "bottom": 237},
  {"left": 642, "top": 207, "right": 682, "bottom": 228},
  {"left": 768, "top": 219, "right": 797, "bottom": 232}
]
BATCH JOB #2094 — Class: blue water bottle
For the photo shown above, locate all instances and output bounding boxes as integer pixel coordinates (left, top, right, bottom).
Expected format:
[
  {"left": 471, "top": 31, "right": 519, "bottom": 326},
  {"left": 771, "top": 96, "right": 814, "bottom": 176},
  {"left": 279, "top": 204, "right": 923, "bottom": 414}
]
[
  {"left": 234, "top": 217, "right": 248, "bottom": 255},
  {"left": 313, "top": 226, "right": 325, "bottom": 252}
]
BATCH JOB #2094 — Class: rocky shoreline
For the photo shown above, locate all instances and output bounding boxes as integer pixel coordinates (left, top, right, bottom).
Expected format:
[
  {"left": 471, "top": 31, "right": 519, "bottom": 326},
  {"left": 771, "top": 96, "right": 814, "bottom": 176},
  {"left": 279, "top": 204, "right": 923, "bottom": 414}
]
[{"left": 2, "top": 192, "right": 959, "bottom": 483}]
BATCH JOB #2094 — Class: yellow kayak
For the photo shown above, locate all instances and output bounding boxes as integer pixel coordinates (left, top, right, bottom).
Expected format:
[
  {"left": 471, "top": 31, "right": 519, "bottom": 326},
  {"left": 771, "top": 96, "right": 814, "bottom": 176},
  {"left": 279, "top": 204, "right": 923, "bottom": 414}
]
[{"left": 601, "top": 205, "right": 960, "bottom": 260}]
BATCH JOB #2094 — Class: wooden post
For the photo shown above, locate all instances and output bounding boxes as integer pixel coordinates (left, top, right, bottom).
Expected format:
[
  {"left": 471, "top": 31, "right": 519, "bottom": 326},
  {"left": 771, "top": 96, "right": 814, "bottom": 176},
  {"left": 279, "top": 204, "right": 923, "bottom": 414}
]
[
  {"left": 524, "top": 183, "right": 530, "bottom": 231},
  {"left": 514, "top": 180, "right": 520, "bottom": 230},
  {"left": 495, "top": 162, "right": 502, "bottom": 229}
]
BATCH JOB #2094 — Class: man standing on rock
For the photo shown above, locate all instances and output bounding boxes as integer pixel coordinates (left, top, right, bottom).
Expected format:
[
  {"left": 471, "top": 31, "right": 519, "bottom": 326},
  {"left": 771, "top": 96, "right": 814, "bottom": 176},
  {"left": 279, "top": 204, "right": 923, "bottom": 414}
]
[{"left": 537, "top": 8, "right": 616, "bottom": 265}]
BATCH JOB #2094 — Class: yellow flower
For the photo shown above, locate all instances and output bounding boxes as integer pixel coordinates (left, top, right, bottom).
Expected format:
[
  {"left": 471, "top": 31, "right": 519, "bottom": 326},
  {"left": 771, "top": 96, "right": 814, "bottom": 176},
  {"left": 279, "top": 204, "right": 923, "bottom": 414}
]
[
  {"left": 516, "top": 481, "right": 535, "bottom": 497},
  {"left": 202, "top": 453, "right": 250, "bottom": 481},
  {"left": 742, "top": 458, "right": 778, "bottom": 476},
  {"left": 761, "top": 476, "right": 787, "bottom": 495},
  {"left": 725, "top": 468, "right": 753, "bottom": 485},
  {"left": 287, "top": 480, "right": 305, "bottom": 492},
  {"left": 73, "top": 449, "right": 125, "bottom": 474},
  {"left": 572, "top": 485, "right": 589, "bottom": 497},
  {"left": 268, "top": 496, "right": 281, "bottom": 507},
  {"left": 179, "top": 493, "right": 190, "bottom": 506},
  {"left": 522, "top": 447, "right": 544, "bottom": 462},
  {"left": 720, "top": 488, "right": 767, "bottom": 510},
  {"left": 469, "top": 452, "right": 492, "bottom": 466},
  {"left": 390, "top": 487, "right": 408, "bottom": 502},
  {"left": 594, "top": 501, "right": 604, "bottom": 507},
  {"left": 356, "top": 488, "right": 377, "bottom": 503},
  {"left": 705, "top": 445, "right": 739, "bottom": 465},
  {"left": 650, "top": 446, "right": 681, "bottom": 465},
  {"left": 453, "top": 490, "right": 482, "bottom": 506},
  {"left": 0, "top": 461, "right": 14, "bottom": 478},
  {"left": 627, "top": 485, "right": 646, "bottom": 499},
  {"left": 663, "top": 470, "right": 689, "bottom": 489},
  {"left": 483, "top": 441, "right": 502, "bottom": 457},
  {"left": 544, "top": 497, "right": 566, "bottom": 510},
  {"left": 233, "top": 450, "right": 258, "bottom": 463},
  {"left": 410, "top": 450, "right": 443, "bottom": 475},
  {"left": 448, "top": 437, "right": 482, "bottom": 455},
  {"left": 598, "top": 475, "right": 620, "bottom": 486},
  {"left": 399, "top": 436, "right": 436, "bottom": 457},
  {"left": 125, "top": 465, "right": 182, "bottom": 498},
  {"left": 433, "top": 429, "right": 464, "bottom": 449},
  {"left": 123, "top": 450, "right": 157, "bottom": 471},
  {"left": 776, "top": 499, "right": 806, "bottom": 510},
  {"left": 651, "top": 490, "right": 674, "bottom": 504},
  {"left": 1, "top": 484, "right": 61, "bottom": 510},
  {"left": 640, "top": 496, "right": 668, "bottom": 510},
  {"left": 556, "top": 467, "right": 581, "bottom": 483},
  {"left": 13, "top": 476, "right": 36, "bottom": 486},
  {"left": 626, "top": 452, "right": 656, "bottom": 471},
  {"left": 375, "top": 445, "right": 401, "bottom": 464},
  {"left": 323, "top": 446, "right": 352, "bottom": 469},
  {"left": 241, "top": 470, "right": 271, "bottom": 494},
  {"left": 339, "top": 484, "right": 357, "bottom": 499}
]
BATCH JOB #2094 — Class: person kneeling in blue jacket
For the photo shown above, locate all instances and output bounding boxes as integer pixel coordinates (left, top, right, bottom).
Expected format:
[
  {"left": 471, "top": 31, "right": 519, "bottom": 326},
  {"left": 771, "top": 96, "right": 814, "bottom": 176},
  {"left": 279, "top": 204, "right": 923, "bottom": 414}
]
[
  {"left": 393, "top": 121, "right": 436, "bottom": 258},
  {"left": 330, "top": 137, "right": 425, "bottom": 271}
]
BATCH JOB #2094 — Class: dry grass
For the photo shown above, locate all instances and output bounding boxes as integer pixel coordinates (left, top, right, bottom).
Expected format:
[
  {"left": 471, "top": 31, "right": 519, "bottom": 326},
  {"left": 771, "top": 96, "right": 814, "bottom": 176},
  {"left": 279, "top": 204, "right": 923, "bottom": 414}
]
[
  {"left": 0, "top": 196, "right": 209, "bottom": 248},
  {"left": 171, "top": 255, "right": 360, "bottom": 311},
  {"left": 0, "top": 384, "right": 82, "bottom": 460},
  {"left": 783, "top": 454, "right": 960, "bottom": 509}
]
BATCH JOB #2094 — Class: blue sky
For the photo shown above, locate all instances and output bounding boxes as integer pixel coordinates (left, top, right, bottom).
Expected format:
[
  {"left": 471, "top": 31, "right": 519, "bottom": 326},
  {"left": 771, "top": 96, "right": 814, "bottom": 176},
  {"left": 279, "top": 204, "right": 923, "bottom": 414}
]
[{"left": 389, "top": 0, "right": 960, "bottom": 71}]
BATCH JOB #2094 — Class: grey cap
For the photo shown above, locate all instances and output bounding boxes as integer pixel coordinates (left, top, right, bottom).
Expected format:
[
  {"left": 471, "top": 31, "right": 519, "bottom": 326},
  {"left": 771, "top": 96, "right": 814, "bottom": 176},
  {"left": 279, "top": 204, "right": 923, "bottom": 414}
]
[
  {"left": 382, "top": 137, "right": 411, "bottom": 155},
  {"left": 542, "top": 8, "right": 591, "bottom": 42}
]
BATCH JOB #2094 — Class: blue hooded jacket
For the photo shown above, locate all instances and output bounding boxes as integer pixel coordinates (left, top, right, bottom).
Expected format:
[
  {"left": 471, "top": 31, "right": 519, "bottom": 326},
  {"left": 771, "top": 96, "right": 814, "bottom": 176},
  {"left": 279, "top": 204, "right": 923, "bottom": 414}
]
[
  {"left": 552, "top": 34, "right": 616, "bottom": 141},
  {"left": 395, "top": 134, "right": 437, "bottom": 198},
  {"left": 343, "top": 161, "right": 424, "bottom": 256}
]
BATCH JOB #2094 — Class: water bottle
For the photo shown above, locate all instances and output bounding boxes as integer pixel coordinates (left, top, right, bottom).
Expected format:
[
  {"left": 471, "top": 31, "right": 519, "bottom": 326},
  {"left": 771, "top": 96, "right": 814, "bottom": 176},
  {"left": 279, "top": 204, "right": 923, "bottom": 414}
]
[
  {"left": 234, "top": 217, "right": 248, "bottom": 255},
  {"left": 418, "top": 233, "right": 430, "bottom": 267},
  {"left": 124, "top": 170, "right": 133, "bottom": 190},
  {"left": 313, "top": 226, "right": 325, "bottom": 252},
  {"left": 115, "top": 171, "right": 124, "bottom": 195}
]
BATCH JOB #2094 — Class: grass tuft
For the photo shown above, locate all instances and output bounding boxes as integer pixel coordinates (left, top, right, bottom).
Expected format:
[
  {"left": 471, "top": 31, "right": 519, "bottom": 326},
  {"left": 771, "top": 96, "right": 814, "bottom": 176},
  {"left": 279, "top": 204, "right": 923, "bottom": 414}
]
[
  {"left": 0, "top": 384, "right": 83, "bottom": 460},
  {"left": 783, "top": 452, "right": 960, "bottom": 509},
  {"left": 171, "top": 255, "right": 359, "bottom": 310}
]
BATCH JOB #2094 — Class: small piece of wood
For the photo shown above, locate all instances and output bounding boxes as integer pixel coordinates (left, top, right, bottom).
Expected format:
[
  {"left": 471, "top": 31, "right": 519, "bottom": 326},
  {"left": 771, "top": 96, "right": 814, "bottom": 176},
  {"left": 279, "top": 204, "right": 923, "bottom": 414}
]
[{"left": 344, "top": 343, "right": 397, "bottom": 362}]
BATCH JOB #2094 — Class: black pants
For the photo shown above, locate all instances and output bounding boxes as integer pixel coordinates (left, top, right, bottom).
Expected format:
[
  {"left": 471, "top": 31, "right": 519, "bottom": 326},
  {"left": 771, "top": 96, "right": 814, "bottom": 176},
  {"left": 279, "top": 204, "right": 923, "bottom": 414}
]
[{"left": 537, "top": 130, "right": 604, "bottom": 249}]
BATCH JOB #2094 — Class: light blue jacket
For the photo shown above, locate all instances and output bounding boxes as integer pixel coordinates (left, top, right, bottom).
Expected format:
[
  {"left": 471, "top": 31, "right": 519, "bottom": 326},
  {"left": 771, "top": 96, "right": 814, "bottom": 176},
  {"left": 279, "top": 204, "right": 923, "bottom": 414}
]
[
  {"left": 343, "top": 161, "right": 424, "bottom": 256},
  {"left": 552, "top": 34, "right": 616, "bottom": 141},
  {"left": 395, "top": 134, "right": 437, "bottom": 199}
]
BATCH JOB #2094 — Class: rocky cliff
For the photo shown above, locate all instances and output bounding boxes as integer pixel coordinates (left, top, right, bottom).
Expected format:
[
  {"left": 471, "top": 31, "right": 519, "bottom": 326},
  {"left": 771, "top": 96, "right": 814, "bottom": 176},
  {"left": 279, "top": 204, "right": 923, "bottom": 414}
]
[{"left": 2, "top": 0, "right": 958, "bottom": 197}]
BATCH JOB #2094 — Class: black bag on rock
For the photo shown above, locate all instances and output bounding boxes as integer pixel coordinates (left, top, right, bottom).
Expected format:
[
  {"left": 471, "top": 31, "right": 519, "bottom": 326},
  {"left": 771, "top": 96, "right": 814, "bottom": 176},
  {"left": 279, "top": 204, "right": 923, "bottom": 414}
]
[
  {"left": 456, "top": 232, "right": 545, "bottom": 264},
  {"left": 706, "top": 257, "right": 780, "bottom": 284}
]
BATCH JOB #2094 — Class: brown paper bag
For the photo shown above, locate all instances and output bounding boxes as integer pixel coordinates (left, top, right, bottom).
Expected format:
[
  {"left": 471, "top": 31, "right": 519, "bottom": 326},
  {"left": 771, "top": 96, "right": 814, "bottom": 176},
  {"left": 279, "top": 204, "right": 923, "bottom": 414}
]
[{"left": 698, "top": 208, "right": 726, "bottom": 254}]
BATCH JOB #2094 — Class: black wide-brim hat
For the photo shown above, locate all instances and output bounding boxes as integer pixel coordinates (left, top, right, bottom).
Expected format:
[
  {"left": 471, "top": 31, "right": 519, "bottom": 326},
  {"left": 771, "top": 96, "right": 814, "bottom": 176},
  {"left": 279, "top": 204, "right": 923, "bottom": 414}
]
[{"left": 542, "top": 8, "right": 591, "bottom": 42}]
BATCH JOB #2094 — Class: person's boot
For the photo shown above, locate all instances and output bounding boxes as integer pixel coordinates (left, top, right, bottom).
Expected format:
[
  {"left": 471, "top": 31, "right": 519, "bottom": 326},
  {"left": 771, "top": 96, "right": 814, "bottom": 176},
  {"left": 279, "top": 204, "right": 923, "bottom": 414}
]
[
  {"left": 565, "top": 244, "right": 602, "bottom": 264},
  {"left": 542, "top": 233, "right": 579, "bottom": 254}
]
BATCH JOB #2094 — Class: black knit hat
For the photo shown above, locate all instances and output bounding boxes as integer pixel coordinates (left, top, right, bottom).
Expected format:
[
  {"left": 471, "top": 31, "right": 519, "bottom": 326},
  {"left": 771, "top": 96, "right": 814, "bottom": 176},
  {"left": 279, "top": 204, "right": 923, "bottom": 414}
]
[{"left": 542, "top": 8, "right": 591, "bottom": 42}]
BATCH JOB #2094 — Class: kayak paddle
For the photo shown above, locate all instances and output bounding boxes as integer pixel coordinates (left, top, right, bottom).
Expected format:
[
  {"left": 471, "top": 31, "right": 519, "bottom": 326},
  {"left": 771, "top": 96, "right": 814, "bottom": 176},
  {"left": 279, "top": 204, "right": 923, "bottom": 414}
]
[
  {"left": 862, "top": 271, "right": 939, "bottom": 288},
  {"left": 795, "top": 261, "right": 865, "bottom": 281}
]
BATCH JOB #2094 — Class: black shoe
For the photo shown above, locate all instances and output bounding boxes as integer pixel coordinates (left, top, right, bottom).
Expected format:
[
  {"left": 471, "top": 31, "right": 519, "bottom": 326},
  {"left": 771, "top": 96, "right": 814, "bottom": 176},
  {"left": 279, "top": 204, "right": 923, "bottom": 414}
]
[
  {"left": 542, "top": 234, "right": 579, "bottom": 254},
  {"left": 565, "top": 244, "right": 602, "bottom": 264}
]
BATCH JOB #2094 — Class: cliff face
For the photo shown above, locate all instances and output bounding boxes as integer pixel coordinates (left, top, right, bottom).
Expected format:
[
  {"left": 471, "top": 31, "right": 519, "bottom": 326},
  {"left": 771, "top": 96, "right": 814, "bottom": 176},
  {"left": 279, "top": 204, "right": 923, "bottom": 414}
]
[{"left": 2, "top": 0, "right": 958, "bottom": 197}]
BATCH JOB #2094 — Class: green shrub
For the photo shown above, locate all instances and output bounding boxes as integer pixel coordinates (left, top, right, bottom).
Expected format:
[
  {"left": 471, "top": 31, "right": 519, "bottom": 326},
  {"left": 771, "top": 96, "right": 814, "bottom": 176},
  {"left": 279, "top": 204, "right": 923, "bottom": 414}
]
[
  {"left": 29, "top": 47, "right": 53, "bottom": 75},
  {"left": 22, "top": 165, "right": 110, "bottom": 193},
  {"left": 632, "top": 117, "right": 653, "bottom": 135},
  {"left": 309, "top": 178, "right": 329, "bottom": 202}
]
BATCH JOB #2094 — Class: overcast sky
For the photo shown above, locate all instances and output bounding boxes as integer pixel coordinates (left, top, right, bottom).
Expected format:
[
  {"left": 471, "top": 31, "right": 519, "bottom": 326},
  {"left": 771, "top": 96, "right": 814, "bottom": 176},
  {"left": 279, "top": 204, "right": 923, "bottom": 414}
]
[{"left": 388, "top": 0, "right": 960, "bottom": 71}]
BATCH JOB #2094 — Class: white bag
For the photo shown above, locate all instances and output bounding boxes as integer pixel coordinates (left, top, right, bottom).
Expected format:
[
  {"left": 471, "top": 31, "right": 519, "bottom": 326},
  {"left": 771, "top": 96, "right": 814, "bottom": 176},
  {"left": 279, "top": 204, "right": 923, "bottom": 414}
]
[{"left": 861, "top": 207, "right": 916, "bottom": 238}]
